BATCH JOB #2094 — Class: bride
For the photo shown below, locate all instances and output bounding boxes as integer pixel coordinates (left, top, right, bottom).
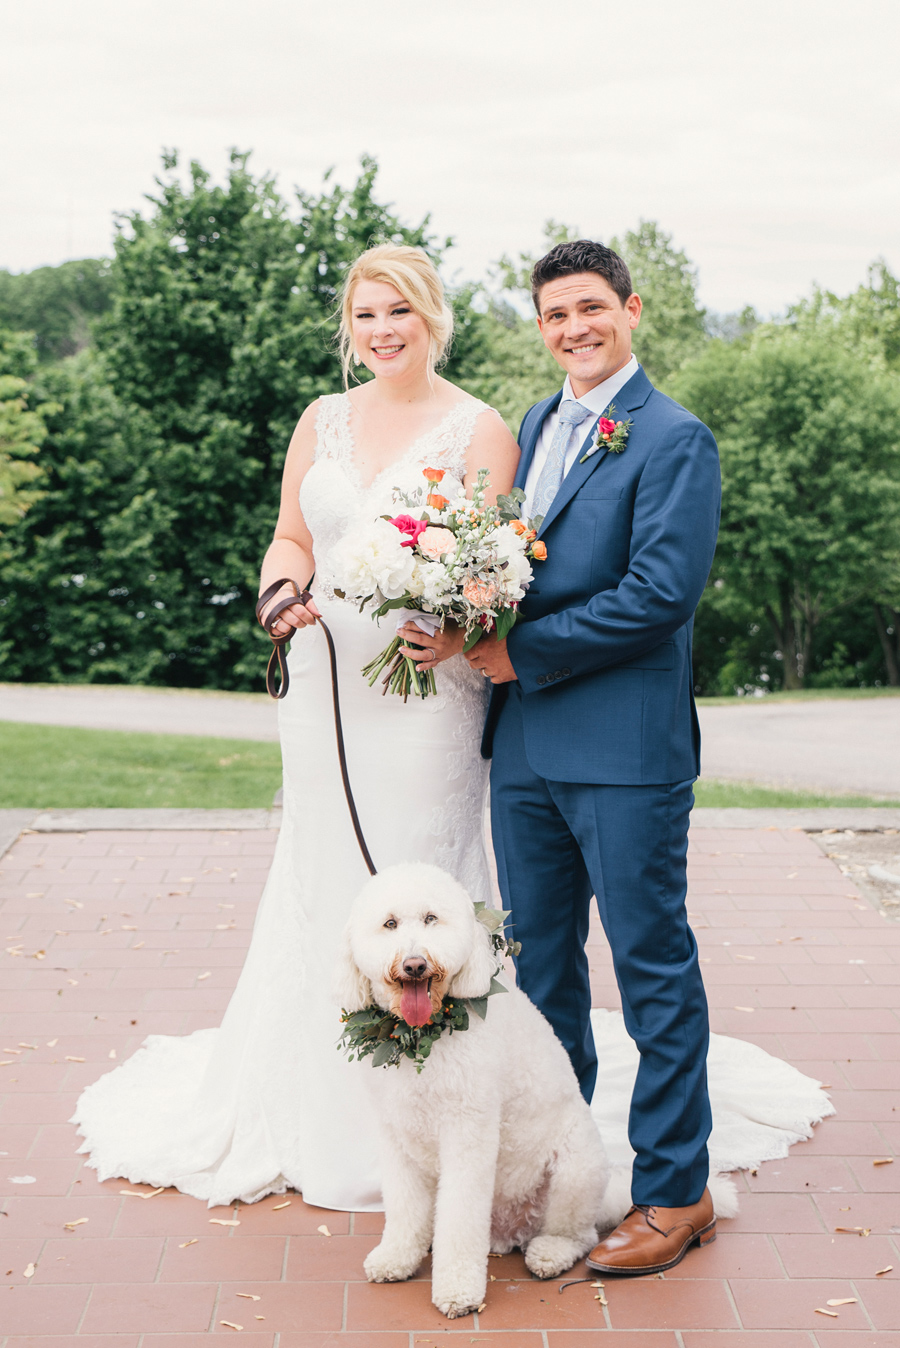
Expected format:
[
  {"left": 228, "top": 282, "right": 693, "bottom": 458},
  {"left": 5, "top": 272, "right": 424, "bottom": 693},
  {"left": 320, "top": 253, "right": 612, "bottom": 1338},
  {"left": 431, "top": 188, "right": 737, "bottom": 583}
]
[
  {"left": 73, "top": 244, "right": 832, "bottom": 1217},
  {"left": 72, "top": 244, "right": 519, "bottom": 1211}
]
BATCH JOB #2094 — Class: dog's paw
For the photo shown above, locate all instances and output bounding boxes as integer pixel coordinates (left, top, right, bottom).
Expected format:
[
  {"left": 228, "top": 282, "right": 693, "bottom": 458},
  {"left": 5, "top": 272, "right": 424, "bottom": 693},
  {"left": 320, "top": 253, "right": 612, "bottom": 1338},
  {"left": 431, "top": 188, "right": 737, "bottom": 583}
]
[
  {"left": 431, "top": 1271, "right": 486, "bottom": 1320},
  {"left": 525, "top": 1233, "right": 593, "bottom": 1280},
  {"left": 364, "top": 1242, "right": 423, "bottom": 1284}
]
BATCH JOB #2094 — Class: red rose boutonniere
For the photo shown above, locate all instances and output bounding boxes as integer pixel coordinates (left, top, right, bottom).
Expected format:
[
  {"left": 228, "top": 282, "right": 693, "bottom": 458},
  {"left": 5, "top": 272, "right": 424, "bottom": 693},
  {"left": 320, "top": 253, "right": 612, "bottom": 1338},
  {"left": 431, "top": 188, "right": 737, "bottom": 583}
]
[{"left": 580, "top": 404, "right": 632, "bottom": 463}]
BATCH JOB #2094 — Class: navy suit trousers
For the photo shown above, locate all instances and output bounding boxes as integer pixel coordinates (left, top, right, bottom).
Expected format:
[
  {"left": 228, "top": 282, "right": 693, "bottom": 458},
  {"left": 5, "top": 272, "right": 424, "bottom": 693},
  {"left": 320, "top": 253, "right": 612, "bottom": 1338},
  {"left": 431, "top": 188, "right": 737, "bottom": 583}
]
[{"left": 489, "top": 684, "right": 712, "bottom": 1207}]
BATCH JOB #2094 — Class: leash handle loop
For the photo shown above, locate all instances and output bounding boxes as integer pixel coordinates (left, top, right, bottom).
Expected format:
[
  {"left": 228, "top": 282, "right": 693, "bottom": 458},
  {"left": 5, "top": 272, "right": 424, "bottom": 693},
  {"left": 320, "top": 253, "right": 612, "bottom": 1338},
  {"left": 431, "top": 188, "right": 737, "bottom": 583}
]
[{"left": 256, "top": 576, "right": 377, "bottom": 877}]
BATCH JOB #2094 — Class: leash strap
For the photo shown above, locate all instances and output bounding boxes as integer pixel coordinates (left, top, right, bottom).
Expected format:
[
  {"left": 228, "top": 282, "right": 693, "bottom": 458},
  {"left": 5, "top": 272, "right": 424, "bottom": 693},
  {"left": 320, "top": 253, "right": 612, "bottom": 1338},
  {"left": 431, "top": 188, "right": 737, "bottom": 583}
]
[{"left": 256, "top": 577, "right": 377, "bottom": 877}]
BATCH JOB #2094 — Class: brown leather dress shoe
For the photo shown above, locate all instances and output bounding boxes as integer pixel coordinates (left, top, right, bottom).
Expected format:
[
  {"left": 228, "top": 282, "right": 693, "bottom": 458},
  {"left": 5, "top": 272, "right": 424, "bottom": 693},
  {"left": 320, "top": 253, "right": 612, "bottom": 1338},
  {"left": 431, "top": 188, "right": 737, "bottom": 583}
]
[{"left": 586, "top": 1188, "right": 716, "bottom": 1275}]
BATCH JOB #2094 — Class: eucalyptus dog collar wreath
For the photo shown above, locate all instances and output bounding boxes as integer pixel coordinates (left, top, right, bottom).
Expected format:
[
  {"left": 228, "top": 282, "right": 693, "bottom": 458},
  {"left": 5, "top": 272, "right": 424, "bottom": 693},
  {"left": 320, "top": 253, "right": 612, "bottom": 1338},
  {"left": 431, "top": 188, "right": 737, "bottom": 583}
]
[{"left": 339, "top": 903, "right": 521, "bottom": 1072}]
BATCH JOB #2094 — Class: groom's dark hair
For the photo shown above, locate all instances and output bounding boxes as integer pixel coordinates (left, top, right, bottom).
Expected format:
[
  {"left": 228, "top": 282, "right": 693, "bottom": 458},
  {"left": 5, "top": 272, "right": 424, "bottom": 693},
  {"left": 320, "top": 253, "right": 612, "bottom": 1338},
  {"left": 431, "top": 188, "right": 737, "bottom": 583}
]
[{"left": 531, "top": 240, "right": 633, "bottom": 312}]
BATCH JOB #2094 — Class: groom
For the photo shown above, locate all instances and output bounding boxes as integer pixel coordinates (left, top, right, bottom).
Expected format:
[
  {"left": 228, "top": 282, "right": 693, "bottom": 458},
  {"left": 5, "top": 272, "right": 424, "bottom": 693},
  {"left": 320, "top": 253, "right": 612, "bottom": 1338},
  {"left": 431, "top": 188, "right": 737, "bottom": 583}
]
[{"left": 467, "top": 239, "right": 721, "bottom": 1275}]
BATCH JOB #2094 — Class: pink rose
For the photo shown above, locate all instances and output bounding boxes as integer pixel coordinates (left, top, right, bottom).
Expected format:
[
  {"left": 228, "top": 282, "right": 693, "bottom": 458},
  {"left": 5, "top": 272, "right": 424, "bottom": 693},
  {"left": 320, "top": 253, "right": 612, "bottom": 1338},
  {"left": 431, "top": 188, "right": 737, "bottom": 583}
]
[
  {"left": 598, "top": 417, "right": 616, "bottom": 437},
  {"left": 418, "top": 526, "right": 457, "bottom": 560},
  {"left": 389, "top": 514, "right": 428, "bottom": 549}
]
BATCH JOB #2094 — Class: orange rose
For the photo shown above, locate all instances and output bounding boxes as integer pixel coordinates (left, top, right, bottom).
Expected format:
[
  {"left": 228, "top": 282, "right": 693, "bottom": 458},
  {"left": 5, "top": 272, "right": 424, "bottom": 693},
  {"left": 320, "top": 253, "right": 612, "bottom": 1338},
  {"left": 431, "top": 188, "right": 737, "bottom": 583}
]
[
  {"left": 531, "top": 541, "right": 547, "bottom": 561},
  {"left": 511, "top": 520, "right": 528, "bottom": 536},
  {"left": 427, "top": 492, "right": 449, "bottom": 509},
  {"left": 423, "top": 467, "right": 445, "bottom": 484}
]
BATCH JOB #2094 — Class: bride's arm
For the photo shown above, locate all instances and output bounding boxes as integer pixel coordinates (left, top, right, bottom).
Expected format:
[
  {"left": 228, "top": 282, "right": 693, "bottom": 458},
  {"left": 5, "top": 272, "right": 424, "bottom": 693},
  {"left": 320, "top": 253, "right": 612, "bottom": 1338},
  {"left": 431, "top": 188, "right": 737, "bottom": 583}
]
[
  {"left": 463, "top": 408, "right": 520, "bottom": 504},
  {"left": 258, "top": 402, "right": 321, "bottom": 634}
]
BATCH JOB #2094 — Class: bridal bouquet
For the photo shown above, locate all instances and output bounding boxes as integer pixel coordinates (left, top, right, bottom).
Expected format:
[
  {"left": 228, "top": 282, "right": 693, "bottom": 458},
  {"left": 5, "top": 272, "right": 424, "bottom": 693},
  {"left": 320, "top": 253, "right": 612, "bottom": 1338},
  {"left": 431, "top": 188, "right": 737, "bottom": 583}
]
[{"left": 330, "top": 466, "right": 547, "bottom": 699}]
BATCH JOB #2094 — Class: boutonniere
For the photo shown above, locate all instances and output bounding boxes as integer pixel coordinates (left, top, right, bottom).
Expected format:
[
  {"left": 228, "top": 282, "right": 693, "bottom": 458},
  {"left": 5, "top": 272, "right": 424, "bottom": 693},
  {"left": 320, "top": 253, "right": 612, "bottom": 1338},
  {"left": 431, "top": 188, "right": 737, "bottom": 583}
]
[{"left": 580, "top": 404, "right": 632, "bottom": 463}]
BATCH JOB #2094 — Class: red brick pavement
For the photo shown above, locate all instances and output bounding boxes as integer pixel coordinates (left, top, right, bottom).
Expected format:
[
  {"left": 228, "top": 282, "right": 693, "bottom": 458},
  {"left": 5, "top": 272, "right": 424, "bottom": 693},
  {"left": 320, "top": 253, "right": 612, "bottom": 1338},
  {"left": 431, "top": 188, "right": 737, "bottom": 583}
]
[{"left": 0, "top": 824, "right": 898, "bottom": 1345}]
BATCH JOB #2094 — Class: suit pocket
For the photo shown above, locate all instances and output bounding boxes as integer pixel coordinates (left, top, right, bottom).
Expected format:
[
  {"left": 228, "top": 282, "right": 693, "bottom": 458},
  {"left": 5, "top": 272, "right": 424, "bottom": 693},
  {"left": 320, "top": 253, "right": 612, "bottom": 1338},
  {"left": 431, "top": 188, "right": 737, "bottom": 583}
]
[
  {"left": 578, "top": 486, "right": 625, "bottom": 500},
  {"left": 616, "top": 640, "right": 675, "bottom": 671}
]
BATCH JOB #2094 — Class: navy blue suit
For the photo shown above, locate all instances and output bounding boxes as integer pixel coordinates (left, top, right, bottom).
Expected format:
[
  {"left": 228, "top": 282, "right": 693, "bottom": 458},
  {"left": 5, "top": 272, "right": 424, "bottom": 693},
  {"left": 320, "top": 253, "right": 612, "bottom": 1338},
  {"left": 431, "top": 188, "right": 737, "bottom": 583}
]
[{"left": 485, "top": 365, "right": 721, "bottom": 1207}]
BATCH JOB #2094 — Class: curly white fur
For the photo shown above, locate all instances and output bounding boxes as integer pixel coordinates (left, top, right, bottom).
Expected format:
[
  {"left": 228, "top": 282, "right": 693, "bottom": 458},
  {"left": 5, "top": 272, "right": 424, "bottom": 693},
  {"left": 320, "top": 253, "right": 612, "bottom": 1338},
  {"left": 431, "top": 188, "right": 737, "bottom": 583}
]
[{"left": 336, "top": 862, "right": 610, "bottom": 1320}]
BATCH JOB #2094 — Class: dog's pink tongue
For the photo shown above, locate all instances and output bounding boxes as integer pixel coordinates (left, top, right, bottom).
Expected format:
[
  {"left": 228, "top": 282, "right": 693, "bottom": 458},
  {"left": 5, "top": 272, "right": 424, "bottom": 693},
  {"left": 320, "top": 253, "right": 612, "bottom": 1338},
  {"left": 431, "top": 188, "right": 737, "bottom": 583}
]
[{"left": 400, "top": 980, "right": 432, "bottom": 1026}]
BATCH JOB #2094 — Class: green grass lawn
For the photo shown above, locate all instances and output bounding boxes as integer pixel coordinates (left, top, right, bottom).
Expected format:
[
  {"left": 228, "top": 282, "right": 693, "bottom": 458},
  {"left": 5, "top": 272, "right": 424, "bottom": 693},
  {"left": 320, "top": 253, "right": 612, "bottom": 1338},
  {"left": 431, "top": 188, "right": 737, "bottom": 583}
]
[
  {"left": 697, "top": 686, "right": 900, "bottom": 707},
  {"left": 693, "top": 778, "right": 899, "bottom": 808},
  {"left": 0, "top": 721, "right": 282, "bottom": 809},
  {"left": 1, "top": 719, "right": 897, "bottom": 812}
]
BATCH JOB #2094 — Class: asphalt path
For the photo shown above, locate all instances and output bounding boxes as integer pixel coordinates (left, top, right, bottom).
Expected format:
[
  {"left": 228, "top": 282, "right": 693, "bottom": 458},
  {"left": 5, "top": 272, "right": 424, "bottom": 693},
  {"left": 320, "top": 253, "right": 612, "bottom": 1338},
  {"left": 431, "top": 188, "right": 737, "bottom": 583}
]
[{"left": 2, "top": 682, "right": 898, "bottom": 798}]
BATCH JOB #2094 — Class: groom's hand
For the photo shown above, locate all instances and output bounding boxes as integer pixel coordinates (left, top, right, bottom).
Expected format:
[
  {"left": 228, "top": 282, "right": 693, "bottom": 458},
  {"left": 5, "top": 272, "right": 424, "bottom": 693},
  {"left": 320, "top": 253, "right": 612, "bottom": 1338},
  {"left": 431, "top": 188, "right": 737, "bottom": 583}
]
[{"left": 465, "top": 632, "right": 517, "bottom": 684}]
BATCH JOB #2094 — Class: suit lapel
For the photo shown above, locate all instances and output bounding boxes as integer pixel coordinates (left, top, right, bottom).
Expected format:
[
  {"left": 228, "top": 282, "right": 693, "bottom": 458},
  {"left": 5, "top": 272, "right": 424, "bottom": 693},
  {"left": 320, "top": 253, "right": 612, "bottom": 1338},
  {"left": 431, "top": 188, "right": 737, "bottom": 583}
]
[
  {"left": 514, "top": 391, "right": 561, "bottom": 492},
  {"left": 537, "top": 366, "right": 655, "bottom": 536}
]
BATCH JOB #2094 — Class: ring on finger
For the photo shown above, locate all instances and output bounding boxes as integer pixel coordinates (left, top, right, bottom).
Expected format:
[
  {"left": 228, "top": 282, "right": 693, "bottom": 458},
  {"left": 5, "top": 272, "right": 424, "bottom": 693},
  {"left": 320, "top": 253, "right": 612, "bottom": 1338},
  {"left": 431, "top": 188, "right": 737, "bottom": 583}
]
[{"left": 425, "top": 648, "right": 436, "bottom": 662}]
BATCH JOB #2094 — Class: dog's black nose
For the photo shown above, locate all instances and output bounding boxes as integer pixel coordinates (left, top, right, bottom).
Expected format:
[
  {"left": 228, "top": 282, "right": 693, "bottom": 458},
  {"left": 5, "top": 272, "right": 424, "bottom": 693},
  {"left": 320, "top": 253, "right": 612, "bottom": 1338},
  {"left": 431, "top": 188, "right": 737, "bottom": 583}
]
[{"left": 403, "top": 957, "right": 428, "bottom": 979}]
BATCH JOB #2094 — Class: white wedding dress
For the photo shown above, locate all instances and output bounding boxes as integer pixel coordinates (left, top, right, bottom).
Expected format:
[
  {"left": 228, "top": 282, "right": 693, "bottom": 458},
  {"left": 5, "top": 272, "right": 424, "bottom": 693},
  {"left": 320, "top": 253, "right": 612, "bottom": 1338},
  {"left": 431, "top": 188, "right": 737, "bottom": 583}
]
[{"left": 72, "top": 393, "right": 833, "bottom": 1214}]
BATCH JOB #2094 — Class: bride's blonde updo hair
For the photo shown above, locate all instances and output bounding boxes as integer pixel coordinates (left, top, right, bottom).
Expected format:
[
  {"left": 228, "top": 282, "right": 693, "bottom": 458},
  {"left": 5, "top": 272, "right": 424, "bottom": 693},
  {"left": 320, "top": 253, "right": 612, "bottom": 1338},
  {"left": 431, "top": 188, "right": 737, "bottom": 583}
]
[{"left": 338, "top": 244, "right": 454, "bottom": 384}]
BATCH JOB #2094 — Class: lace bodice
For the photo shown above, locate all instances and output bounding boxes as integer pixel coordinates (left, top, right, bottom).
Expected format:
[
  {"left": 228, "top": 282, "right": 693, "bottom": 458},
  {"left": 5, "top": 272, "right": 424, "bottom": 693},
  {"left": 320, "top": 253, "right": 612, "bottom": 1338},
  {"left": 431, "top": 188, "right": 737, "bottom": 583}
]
[{"left": 300, "top": 392, "right": 492, "bottom": 600}]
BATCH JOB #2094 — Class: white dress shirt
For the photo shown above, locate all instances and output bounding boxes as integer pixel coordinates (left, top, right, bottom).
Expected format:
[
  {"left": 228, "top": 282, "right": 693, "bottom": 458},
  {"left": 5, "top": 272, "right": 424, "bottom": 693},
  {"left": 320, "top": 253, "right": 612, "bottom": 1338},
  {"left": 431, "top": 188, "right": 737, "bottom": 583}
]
[{"left": 522, "top": 354, "right": 640, "bottom": 521}]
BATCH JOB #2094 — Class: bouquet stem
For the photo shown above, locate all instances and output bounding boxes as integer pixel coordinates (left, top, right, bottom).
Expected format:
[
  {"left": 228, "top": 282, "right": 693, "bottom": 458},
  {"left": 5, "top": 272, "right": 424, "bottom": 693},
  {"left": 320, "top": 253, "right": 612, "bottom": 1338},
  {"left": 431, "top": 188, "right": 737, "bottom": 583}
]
[{"left": 362, "top": 635, "right": 437, "bottom": 701}]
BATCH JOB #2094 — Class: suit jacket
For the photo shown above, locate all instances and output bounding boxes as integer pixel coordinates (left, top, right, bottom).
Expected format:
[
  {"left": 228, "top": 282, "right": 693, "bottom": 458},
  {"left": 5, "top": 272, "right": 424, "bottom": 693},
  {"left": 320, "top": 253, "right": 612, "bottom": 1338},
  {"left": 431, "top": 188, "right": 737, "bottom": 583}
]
[{"left": 481, "top": 365, "right": 721, "bottom": 784}]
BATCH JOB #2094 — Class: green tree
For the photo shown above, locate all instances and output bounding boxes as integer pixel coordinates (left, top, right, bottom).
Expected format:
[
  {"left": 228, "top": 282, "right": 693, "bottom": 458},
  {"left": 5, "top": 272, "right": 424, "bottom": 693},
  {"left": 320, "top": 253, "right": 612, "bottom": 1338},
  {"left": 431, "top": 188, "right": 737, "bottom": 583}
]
[
  {"left": 670, "top": 326, "right": 900, "bottom": 689},
  {"left": 0, "top": 152, "right": 442, "bottom": 688},
  {"left": 609, "top": 220, "right": 708, "bottom": 384},
  {"left": 0, "top": 330, "right": 51, "bottom": 529},
  {"left": 0, "top": 259, "right": 113, "bottom": 362}
]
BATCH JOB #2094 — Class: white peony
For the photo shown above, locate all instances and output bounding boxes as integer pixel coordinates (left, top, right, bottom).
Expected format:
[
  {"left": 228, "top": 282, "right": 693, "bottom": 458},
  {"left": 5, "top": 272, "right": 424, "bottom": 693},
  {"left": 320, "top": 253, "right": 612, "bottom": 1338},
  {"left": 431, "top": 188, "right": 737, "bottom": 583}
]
[{"left": 331, "top": 518, "right": 416, "bottom": 601}]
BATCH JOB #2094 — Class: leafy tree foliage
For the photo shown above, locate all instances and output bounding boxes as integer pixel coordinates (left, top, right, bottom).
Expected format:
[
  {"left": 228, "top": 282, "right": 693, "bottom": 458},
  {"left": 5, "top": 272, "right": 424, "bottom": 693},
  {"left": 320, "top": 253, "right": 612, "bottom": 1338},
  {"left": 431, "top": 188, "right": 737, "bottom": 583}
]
[
  {"left": 0, "top": 153, "right": 439, "bottom": 687},
  {"left": 670, "top": 326, "right": 900, "bottom": 689},
  {"left": 0, "top": 260, "right": 113, "bottom": 362},
  {"left": 0, "top": 330, "right": 52, "bottom": 529},
  {"left": 609, "top": 220, "right": 708, "bottom": 384}
]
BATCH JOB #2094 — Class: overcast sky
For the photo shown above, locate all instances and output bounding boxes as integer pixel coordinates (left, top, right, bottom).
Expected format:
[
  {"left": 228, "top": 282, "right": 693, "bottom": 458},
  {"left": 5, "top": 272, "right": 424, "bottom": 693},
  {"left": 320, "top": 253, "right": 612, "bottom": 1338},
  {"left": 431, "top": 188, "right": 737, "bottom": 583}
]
[{"left": 2, "top": 0, "right": 898, "bottom": 315}]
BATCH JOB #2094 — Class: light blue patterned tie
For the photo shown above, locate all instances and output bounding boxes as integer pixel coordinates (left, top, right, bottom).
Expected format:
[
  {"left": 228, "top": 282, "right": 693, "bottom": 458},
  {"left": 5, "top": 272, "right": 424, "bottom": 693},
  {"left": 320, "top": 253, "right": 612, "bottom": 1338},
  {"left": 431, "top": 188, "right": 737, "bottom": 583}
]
[{"left": 531, "top": 400, "right": 594, "bottom": 519}]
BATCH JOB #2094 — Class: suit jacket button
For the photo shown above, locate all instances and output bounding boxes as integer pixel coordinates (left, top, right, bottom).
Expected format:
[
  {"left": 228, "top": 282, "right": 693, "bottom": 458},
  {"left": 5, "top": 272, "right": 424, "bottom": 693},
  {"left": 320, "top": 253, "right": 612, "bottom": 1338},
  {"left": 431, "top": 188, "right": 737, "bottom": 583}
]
[
  {"left": 562, "top": 667, "right": 571, "bottom": 677},
  {"left": 554, "top": 670, "right": 563, "bottom": 679},
  {"left": 537, "top": 674, "right": 546, "bottom": 686}
]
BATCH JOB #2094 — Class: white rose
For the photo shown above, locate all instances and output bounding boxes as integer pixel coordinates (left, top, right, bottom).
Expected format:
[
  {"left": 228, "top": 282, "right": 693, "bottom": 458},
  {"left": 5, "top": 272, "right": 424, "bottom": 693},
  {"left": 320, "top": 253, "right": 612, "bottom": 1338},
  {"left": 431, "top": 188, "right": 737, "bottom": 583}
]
[{"left": 492, "top": 524, "right": 533, "bottom": 600}]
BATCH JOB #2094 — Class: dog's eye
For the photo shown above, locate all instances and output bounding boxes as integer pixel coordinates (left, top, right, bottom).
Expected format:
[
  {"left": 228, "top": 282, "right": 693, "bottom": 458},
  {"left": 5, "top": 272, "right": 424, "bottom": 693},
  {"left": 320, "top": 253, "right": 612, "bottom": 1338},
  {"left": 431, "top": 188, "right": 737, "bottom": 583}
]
[
  {"left": 383, "top": 918, "right": 397, "bottom": 930},
  {"left": 423, "top": 913, "right": 437, "bottom": 925}
]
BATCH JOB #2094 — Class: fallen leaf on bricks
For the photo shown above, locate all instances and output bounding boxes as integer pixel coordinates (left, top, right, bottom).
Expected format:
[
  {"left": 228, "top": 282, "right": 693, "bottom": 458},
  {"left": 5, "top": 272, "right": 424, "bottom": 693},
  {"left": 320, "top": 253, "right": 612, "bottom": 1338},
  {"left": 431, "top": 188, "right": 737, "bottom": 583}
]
[
  {"left": 876, "top": 1266, "right": 893, "bottom": 1275},
  {"left": 65, "top": 1056, "right": 85, "bottom": 1063},
  {"left": 873, "top": 1158, "right": 894, "bottom": 1166},
  {"left": 179, "top": 1239, "right": 198, "bottom": 1248},
  {"left": 23, "top": 1263, "right": 35, "bottom": 1278},
  {"left": 63, "top": 1218, "right": 88, "bottom": 1230},
  {"left": 220, "top": 1321, "right": 243, "bottom": 1331},
  {"left": 210, "top": 1218, "right": 241, "bottom": 1227},
  {"left": 236, "top": 1293, "right": 261, "bottom": 1300},
  {"left": 272, "top": 1201, "right": 291, "bottom": 1210},
  {"left": 317, "top": 1224, "right": 332, "bottom": 1236},
  {"left": 815, "top": 1308, "right": 839, "bottom": 1318},
  {"left": 827, "top": 1298, "right": 857, "bottom": 1306},
  {"left": 197, "top": 972, "right": 211, "bottom": 981}
]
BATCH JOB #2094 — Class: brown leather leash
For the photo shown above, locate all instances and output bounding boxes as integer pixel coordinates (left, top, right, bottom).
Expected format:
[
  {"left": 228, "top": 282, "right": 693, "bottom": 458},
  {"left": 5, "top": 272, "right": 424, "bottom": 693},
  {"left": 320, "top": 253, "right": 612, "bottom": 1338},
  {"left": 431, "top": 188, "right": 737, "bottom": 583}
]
[{"left": 255, "top": 577, "right": 377, "bottom": 877}]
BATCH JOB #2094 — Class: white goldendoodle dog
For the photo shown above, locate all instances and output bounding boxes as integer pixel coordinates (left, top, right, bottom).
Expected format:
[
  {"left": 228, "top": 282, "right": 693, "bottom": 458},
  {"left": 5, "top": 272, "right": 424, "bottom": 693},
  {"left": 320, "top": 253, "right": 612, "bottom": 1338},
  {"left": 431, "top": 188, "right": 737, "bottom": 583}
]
[{"left": 335, "top": 862, "right": 610, "bottom": 1320}]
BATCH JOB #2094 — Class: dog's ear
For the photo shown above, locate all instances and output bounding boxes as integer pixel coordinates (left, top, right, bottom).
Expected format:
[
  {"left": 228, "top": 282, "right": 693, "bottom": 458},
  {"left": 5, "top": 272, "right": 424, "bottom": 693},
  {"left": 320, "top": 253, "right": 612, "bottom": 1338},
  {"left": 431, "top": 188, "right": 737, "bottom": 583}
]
[
  {"left": 448, "top": 921, "right": 496, "bottom": 999},
  {"left": 333, "top": 923, "right": 373, "bottom": 1011}
]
